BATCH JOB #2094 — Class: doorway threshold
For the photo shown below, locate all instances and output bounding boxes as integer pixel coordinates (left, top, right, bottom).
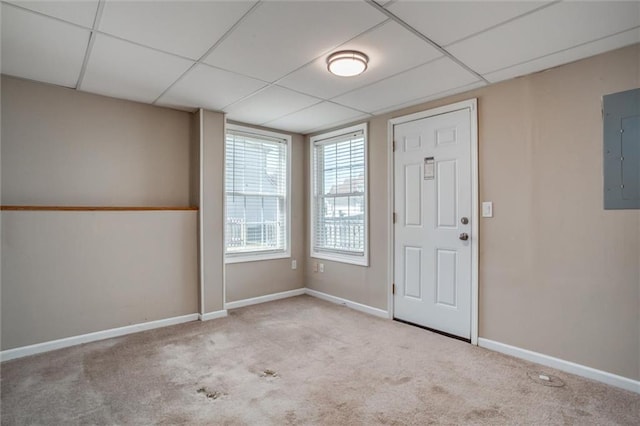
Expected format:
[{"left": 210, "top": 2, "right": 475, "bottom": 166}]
[{"left": 393, "top": 318, "right": 471, "bottom": 344}]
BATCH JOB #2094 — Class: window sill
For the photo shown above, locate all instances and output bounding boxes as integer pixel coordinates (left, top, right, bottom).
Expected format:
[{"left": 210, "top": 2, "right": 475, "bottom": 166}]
[
  {"left": 225, "top": 251, "right": 290, "bottom": 264},
  {"left": 311, "top": 251, "right": 368, "bottom": 267}
]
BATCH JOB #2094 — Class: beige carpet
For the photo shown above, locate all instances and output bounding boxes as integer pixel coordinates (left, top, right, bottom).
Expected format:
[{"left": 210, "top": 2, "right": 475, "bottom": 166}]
[{"left": 1, "top": 295, "right": 638, "bottom": 425}]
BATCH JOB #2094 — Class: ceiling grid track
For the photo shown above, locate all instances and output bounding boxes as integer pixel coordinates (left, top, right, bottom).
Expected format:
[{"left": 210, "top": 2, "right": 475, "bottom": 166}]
[
  {"left": 370, "top": 80, "right": 485, "bottom": 117},
  {"left": 91, "top": 29, "right": 195, "bottom": 62},
  {"left": 3, "top": 0, "right": 638, "bottom": 134},
  {"left": 483, "top": 24, "right": 640, "bottom": 77},
  {"left": 256, "top": 100, "right": 324, "bottom": 126},
  {"left": 76, "top": 0, "right": 105, "bottom": 90},
  {"left": 261, "top": 98, "right": 372, "bottom": 128},
  {"left": 152, "top": 0, "right": 263, "bottom": 105},
  {"left": 218, "top": 18, "right": 392, "bottom": 114},
  {"left": 444, "top": 0, "right": 561, "bottom": 47},
  {"left": 269, "top": 18, "right": 391, "bottom": 87},
  {"left": 0, "top": 0, "right": 87, "bottom": 29},
  {"left": 1, "top": 0, "right": 272, "bottom": 87},
  {"left": 325, "top": 55, "right": 445, "bottom": 103},
  {"left": 364, "top": 0, "right": 489, "bottom": 84}
]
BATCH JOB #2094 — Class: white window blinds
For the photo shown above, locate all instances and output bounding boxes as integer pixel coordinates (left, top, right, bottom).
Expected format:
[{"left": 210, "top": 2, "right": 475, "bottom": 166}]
[
  {"left": 312, "top": 127, "right": 367, "bottom": 259},
  {"left": 225, "top": 129, "right": 288, "bottom": 256}
]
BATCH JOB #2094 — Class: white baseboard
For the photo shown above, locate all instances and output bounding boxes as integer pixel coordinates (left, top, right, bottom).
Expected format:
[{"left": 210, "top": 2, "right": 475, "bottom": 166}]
[
  {"left": 225, "top": 288, "right": 305, "bottom": 310},
  {"left": 199, "top": 310, "right": 228, "bottom": 321},
  {"left": 305, "top": 288, "right": 390, "bottom": 319},
  {"left": 0, "top": 313, "right": 199, "bottom": 362},
  {"left": 478, "top": 338, "right": 640, "bottom": 394},
  {"left": 0, "top": 289, "right": 389, "bottom": 363}
]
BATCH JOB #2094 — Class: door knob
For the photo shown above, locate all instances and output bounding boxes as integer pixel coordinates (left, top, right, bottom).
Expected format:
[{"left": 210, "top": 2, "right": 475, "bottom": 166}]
[{"left": 459, "top": 233, "right": 469, "bottom": 241}]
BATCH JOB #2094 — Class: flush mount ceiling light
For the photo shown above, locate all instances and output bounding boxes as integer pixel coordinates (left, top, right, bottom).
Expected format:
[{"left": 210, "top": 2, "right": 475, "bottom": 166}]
[{"left": 327, "top": 50, "right": 369, "bottom": 77}]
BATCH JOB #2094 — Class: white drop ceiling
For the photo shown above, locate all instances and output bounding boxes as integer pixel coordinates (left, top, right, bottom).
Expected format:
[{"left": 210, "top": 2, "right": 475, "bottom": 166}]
[{"left": 2, "top": 0, "right": 639, "bottom": 134}]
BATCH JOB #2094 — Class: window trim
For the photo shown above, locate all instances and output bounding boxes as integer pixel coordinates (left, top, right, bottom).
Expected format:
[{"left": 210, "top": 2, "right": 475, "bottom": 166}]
[
  {"left": 310, "top": 122, "right": 369, "bottom": 267},
  {"left": 224, "top": 123, "right": 292, "bottom": 264}
]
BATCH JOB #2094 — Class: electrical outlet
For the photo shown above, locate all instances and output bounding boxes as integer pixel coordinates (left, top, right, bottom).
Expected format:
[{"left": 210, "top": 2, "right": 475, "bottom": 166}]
[
  {"left": 319, "top": 263, "right": 324, "bottom": 273},
  {"left": 291, "top": 259, "right": 297, "bottom": 270}
]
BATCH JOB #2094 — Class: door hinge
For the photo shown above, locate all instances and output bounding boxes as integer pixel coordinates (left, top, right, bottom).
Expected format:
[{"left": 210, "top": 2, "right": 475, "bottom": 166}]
[
  {"left": 392, "top": 283, "right": 395, "bottom": 294},
  {"left": 392, "top": 140, "right": 396, "bottom": 152},
  {"left": 393, "top": 212, "right": 397, "bottom": 224}
]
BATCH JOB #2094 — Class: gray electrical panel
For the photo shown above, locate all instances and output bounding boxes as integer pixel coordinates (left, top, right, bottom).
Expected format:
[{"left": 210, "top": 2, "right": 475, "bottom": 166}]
[{"left": 603, "top": 88, "right": 640, "bottom": 209}]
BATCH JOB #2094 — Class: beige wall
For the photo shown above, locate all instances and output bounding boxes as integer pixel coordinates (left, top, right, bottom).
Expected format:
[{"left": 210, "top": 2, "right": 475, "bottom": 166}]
[
  {"left": 0, "top": 76, "right": 302, "bottom": 344},
  {"left": 2, "top": 43, "right": 638, "bottom": 382},
  {"left": 305, "top": 44, "right": 640, "bottom": 380},
  {"left": 225, "top": 124, "right": 305, "bottom": 303},
  {"left": 1, "top": 211, "right": 198, "bottom": 350},
  {"left": 1, "top": 76, "right": 192, "bottom": 206},
  {"left": 1, "top": 77, "right": 200, "bottom": 349}
]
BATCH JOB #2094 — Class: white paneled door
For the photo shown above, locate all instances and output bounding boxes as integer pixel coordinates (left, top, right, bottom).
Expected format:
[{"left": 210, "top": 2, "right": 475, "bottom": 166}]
[{"left": 393, "top": 107, "right": 473, "bottom": 340}]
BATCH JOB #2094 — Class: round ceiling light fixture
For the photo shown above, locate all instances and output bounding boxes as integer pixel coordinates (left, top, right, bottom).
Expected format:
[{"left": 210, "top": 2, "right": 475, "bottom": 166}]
[{"left": 327, "top": 50, "right": 369, "bottom": 77}]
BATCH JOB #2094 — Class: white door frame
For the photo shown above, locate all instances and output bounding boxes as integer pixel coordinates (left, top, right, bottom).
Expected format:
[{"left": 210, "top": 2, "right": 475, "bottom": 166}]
[{"left": 386, "top": 99, "right": 479, "bottom": 345}]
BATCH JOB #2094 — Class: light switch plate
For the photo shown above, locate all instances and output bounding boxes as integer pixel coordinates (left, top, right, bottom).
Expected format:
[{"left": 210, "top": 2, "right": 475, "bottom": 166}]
[{"left": 482, "top": 201, "right": 493, "bottom": 218}]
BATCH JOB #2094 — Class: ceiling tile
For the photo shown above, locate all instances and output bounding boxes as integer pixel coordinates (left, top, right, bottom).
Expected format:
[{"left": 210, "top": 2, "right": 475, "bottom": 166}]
[
  {"left": 448, "top": 1, "right": 640, "bottom": 75},
  {"left": 371, "top": 80, "right": 486, "bottom": 116},
  {"left": 265, "top": 102, "right": 366, "bottom": 134},
  {"left": 304, "top": 113, "right": 373, "bottom": 136},
  {"left": 277, "top": 21, "right": 442, "bottom": 99},
  {"left": 203, "top": 1, "right": 386, "bottom": 82},
  {"left": 332, "top": 57, "right": 479, "bottom": 113},
  {"left": 484, "top": 27, "right": 640, "bottom": 83},
  {"left": 224, "top": 86, "right": 320, "bottom": 125},
  {"left": 1, "top": 4, "right": 90, "bottom": 87},
  {"left": 6, "top": 0, "right": 99, "bottom": 27},
  {"left": 387, "top": 1, "right": 549, "bottom": 46},
  {"left": 81, "top": 34, "right": 193, "bottom": 104},
  {"left": 99, "top": 1, "right": 255, "bottom": 60},
  {"left": 156, "top": 64, "right": 267, "bottom": 111}
]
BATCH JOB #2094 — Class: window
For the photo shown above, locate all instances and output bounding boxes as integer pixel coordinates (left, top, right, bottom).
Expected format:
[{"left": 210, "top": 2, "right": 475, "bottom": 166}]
[
  {"left": 225, "top": 124, "right": 290, "bottom": 262},
  {"left": 310, "top": 123, "right": 368, "bottom": 266}
]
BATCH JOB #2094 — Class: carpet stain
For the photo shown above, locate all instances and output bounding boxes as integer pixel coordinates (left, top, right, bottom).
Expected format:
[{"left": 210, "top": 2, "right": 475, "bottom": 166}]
[
  {"left": 518, "top": 385, "right": 533, "bottom": 395},
  {"left": 284, "top": 410, "right": 297, "bottom": 425},
  {"left": 574, "top": 408, "right": 592, "bottom": 417},
  {"left": 431, "top": 385, "right": 448, "bottom": 395},
  {"left": 260, "top": 369, "right": 278, "bottom": 378},
  {"left": 157, "top": 414, "right": 190, "bottom": 424},
  {"left": 197, "top": 387, "right": 224, "bottom": 400},
  {"left": 465, "top": 406, "right": 504, "bottom": 422},
  {"left": 374, "top": 412, "right": 404, "bottom": 425},
  {"left": 384, "top": 376, "right": 411, "bottom": 385},
  {"left": 3, "top": 296, "right": 639, "bottom": 425},
  {"left": 527, "top": 371, "right": 566, "bottom": 387}
]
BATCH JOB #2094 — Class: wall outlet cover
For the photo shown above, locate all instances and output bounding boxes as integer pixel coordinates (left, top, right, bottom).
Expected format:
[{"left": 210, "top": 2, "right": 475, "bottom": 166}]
[{"left": 482, "top": 201, "right": 493, "bottom": 218}]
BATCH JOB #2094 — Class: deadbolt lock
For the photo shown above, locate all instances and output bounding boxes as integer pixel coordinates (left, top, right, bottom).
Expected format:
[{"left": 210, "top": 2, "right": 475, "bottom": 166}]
[{"left": 461, "top": 217, "right": 469, "bottom": 225}]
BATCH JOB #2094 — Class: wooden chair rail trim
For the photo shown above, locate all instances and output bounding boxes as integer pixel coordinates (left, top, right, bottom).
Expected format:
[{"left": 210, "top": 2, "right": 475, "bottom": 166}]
[{"left": 0, "top": 206, "right": 199, "bottom": 211}]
